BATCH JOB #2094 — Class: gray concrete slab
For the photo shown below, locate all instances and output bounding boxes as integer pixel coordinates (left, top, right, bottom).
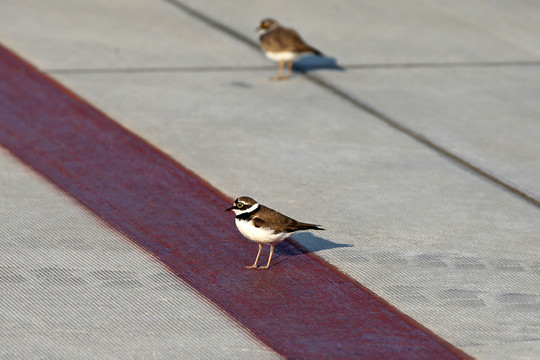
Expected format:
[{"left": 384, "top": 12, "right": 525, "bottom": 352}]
[
  {"left": 315, "top": 65, "right": 540, "bottom": 198},
  {"left": 0, "top": 149, "right": 278, "bottom": 359},
  {"left": 0, "top": 0, "right": 266, "bottom": 70},
  {"left": 174, "top": 0, "right": 540, "bottom": 63},
  {"left": 0, "top": 1, "right": 539, "bottom": 359}
]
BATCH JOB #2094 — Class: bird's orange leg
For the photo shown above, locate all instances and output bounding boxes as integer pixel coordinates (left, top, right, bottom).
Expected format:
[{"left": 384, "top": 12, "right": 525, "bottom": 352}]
[
  {"left": 259, "top": 243, "right": 275, "bottom": 270},
  {"left": 283, "top": 61, "right": 293, "bottom": 80},
  {"left": 271, "top": 60, "right": 284, "bottom": 81},
  {"left": 245, "top": 243, "right": 263, "bottom": 269}
]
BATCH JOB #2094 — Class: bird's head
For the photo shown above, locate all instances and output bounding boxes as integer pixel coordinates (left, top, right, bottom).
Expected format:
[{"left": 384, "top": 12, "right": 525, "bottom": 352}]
[
  {"left": 226, "top": 196, "right": 259, "bottom": 214},
  {"left": 256, "top": 18, "right": 278, "bottom": 33}
]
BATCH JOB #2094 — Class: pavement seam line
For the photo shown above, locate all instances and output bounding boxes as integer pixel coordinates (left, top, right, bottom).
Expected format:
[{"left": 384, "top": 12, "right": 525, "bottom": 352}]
[
  {"left": 163, "top": 0, "right": 540, "bottom": 209},
  {"left": 44, "top": 60, "right": 540, "bottom": 75}
]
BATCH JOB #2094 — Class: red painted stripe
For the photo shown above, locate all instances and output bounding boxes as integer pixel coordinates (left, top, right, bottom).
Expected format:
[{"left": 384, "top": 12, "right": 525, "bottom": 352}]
[{"left": 0, "top": 44, "right": 472, "bottom": 359}]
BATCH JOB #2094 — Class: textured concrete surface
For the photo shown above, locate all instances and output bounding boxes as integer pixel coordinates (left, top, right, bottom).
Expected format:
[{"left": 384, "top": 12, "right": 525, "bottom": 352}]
[
  {"left": 316, "top": 66, "right": 540, "bottom": 199},
  {"left": 0, "top": 149, "right": 278, "bottom": 359},
  {"left": 0, "top": 0, "right": 539, "bottom": 359},
  {"left": 0, "top": 0, "right": 265, "bottom": 69}
]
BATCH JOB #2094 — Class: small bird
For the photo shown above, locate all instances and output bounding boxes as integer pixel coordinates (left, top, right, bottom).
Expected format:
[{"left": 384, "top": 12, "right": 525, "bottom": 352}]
[
  {"left": 226, "top": 196, "right": 324, "bottom": 269},
  {"left": 257, "top": 18, "right": 322, "bottom": 81}
]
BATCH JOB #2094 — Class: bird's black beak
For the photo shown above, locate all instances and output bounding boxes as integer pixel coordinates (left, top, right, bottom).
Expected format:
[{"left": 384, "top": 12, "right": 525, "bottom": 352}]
[{"left": 225, "top": 206, "right": 235, "bottom": 212}]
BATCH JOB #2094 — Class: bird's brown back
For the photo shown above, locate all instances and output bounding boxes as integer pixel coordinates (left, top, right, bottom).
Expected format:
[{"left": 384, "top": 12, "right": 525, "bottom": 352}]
[
  {"left": 260, "top": 26, "right": 321, "bottom": 55},
  {"left": 253, "top": 205, "right": 323, "bottom": 233}
]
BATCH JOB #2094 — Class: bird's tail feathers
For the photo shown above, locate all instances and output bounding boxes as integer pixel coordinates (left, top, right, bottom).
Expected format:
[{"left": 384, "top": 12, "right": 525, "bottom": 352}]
[
  {"left": 310, "top": 47, "right": 323, "bottom": 56},
  {"left": 297, "top": 222, "right": 324, "bottom": 231}
]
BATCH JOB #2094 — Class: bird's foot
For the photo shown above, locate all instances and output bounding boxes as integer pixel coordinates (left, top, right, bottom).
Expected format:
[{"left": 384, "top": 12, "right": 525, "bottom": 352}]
[
  {"left": 270, "top": 76, "right": 287, "bottom": 81},
  {"left": 244, "top": 265, "right": 270, "bottom": 270}
]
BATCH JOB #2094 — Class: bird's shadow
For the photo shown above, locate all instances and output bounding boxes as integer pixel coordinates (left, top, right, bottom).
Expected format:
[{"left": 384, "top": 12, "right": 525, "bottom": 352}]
[
  {"left": 292, "top": 55, "right": 345, "bottom": 73},
  {"left": 272, "top": 232, "right": 352, "bottom": 267}
]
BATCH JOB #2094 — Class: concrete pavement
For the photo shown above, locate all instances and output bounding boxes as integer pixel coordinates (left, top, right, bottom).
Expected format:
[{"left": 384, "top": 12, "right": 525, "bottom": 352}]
[{"left": 0, "top": 0, "right": 539, "bottom": 359}]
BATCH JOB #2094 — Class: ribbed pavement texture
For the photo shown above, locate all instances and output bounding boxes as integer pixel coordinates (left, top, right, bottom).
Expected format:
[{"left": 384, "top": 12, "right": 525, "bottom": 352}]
[
  {"left": 1, "top": 1, "right": 540, "bottom": 359},
  {"left": 0, "top": 148, "right": 278, "bottom": 360}
]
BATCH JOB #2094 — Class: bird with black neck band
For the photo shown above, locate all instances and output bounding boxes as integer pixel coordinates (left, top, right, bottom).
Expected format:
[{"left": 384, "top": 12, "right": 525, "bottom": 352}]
[{"left": 226, "top": 196, "right": 323, "bottom": 269}]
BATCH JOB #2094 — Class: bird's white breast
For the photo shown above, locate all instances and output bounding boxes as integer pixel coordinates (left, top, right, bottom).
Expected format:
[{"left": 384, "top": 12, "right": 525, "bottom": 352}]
[
  {"left": 235, "top": 219, "right": 289, "bottom": 244},
  {"left": 265, "top": 51, "right": 298, "bottom": 62}
]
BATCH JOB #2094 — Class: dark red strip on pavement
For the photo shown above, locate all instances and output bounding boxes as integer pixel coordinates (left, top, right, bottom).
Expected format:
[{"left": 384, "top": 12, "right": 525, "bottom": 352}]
[{"left": 0, "top": 44, "right": 472, "bottom": 360}]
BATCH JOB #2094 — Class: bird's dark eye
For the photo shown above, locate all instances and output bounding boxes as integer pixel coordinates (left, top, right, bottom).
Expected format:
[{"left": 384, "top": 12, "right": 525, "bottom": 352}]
[{"left": 237, "top": 203, "right": 244, "bottom": 208}]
